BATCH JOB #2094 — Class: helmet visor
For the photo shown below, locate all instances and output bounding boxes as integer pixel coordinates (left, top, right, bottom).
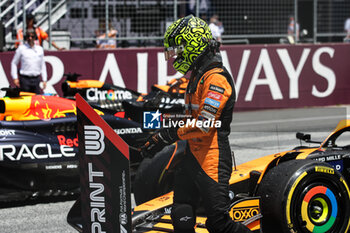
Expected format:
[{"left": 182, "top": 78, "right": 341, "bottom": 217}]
[{"left": 164, "top": 45, "right": 184, "bottom": 61}]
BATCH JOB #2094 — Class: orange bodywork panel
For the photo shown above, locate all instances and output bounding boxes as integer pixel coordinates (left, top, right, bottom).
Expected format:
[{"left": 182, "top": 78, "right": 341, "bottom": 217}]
[
  {"left": 320, "top": 119, "right": 350, "bottom": 147},
  {"left": 66, "top": 80, "right": 104, "bottom": 89},
  {"left": 153, "top": 77, "right": 188, "bottom": 94},
  {"left": 295, "top": 148, "right": 320, "bottom": 159},
  {"left": 229, "top": 153, "right": 283, "bottom": 185},
  {"left": 133, "top": 192, "right": 173, "bottom": 212},
  {"left": 229, "top": 198, "right": 260, "bottom": 231}
]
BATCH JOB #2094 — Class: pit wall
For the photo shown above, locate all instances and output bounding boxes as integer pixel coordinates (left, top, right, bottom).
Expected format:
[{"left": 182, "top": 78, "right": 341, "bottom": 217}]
[{"left": 0, "top": 43, "right": 349, "bottom": 111}]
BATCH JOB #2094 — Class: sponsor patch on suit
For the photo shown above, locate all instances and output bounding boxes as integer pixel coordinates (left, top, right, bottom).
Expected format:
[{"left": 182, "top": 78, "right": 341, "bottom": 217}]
[
  {"left": 204, "top": 98, "right": 220, "bottom": 108},
  {"left": 209, "top": 84, "right": 224, "bottom": 94},
  {"left": 200, "top": 110, "right": 216, "bottom": 119},
  {"left": 203, "top": 104, "right": 218, "bottom": 114},
  {"left": 207, "top": 91, "right": 222, "bottom": 100}
]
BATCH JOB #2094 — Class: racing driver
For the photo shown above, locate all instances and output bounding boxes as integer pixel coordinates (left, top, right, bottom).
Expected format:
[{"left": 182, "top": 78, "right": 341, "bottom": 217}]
[{"left": 140, "top": 15, "right": 252, "bottom": 233}]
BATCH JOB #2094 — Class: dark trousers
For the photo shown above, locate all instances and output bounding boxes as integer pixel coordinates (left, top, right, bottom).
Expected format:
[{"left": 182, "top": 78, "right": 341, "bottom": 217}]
[
  {"left": 171, "top": 146, "right": 251, "bottom": 233},
  {"left": 19, "top": 75, "right": 41, "bottom": 94}
]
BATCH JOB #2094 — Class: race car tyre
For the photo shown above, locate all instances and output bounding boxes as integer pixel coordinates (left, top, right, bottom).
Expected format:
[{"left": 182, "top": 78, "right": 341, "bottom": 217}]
[
  {"left": 257, "top": 159, "right": 350, "bottom": 233},
  {"left": 133, "top": 144, "right": 175, "bottom": 205}
]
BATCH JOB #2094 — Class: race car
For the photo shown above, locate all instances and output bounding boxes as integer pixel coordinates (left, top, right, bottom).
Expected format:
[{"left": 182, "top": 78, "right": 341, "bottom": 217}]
[
  {"left": 67, "top": 101, "right": 350, "bottom": 233},
  {"left": 0, "top": 88, "right": 151, "bottom": 202},
  {"left": 61, "top": 72, "right": 187, "bottom": 119},
  {"left": 0, "top": 83, "right": 184, "bottom": 203},
  {"left": 0, "top": 73, "right": 190, "bottom": 203},
  {"left": 131, "top": 119, "right": 350, "bottom": 233}
]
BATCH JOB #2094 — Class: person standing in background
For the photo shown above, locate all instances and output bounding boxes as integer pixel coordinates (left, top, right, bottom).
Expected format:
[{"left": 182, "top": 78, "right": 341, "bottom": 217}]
[
  {"left": 15, "top": 13, "right": 64, "bottom": 50},
  {"left": 96, "top": 18, "right": 118, "bottom": 49},
  {"left": 209, "top": 14, "right": 224, "bottom": 42},
  {"left": 11, "top": 29, "right": 47, "bottom": 94},
  {"left": 344, "top": 17, "right": 350, "bottom": 42},
  {"left": 287, "top": 16, "right": 299, "bottom": 44}
]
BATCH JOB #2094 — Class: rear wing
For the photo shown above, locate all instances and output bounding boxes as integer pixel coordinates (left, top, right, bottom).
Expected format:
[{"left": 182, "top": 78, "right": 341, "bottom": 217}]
[{"left": 76, "top": 93, "right": 132, "bottom": 233}]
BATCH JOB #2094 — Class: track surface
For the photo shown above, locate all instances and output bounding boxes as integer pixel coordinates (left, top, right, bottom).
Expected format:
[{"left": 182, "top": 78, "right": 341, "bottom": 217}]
[{"left": 0, "top": 105, "right": 348, "bottom": 233}]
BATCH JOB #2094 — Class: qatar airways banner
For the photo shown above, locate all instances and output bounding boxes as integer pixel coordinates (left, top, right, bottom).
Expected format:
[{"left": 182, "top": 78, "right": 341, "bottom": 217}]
[{"left": 0, "top": 43, "right": 349, "bottom": 110}]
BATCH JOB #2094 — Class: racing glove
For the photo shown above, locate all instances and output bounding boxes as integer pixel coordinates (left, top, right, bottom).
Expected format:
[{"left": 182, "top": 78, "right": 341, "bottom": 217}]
[{"left": 140, "top": 127, "right": 179, "bottom": 158}]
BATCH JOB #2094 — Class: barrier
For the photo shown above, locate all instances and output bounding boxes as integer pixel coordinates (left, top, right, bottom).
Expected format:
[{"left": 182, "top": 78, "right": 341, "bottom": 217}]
[{"left": 1, "top": 43, "right": 349, "bottom": 111}]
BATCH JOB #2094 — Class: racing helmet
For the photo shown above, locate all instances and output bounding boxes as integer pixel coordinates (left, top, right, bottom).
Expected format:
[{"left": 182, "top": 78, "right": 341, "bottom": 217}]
[{"left": 164, "top": 15, "right": 213, "bottom": 74}]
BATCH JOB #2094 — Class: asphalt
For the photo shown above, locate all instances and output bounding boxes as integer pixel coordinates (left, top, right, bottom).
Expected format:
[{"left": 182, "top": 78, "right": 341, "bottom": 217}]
[{"left": 0, "top": 105, "right": 348, "bottom": 233}]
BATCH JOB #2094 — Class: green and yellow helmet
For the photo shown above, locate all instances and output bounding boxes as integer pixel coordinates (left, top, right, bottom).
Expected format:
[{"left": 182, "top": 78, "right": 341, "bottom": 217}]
[{"left": 164, "top": 15, "right": 213, "bottom": 74}]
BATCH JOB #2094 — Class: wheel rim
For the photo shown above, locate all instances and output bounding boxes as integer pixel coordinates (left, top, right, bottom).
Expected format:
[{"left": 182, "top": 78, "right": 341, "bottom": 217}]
[
  {"left": 309, "top": 197, "right": 329, "bottom": 224},
  {"left": 301, "top": 186, "right": 338, "bottom": 233}
]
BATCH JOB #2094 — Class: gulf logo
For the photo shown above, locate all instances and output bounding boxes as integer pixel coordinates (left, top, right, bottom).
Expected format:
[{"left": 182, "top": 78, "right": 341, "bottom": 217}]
[{"left": 204, "top": 98, "right": 221, "bottom": 108}]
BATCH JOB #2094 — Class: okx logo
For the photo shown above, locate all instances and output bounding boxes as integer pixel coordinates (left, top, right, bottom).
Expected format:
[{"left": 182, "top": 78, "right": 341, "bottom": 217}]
[
  {"left": 143, "top": 110, "right": 161, "bottom": 129},
  {"left": 84, "top": 125, "right": 105, "bottom": 155}
]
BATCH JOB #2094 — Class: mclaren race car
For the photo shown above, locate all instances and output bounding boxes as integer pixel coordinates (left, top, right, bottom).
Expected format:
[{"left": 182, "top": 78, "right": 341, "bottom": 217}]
[
  {"left": 61, "top": 72, "right": 187, "bottom": 119},
  {"left": 131, "top": 119, "right": 350, "bottom": 233},
  {"left": 68, "top": 96, "right": 350, "bottom": 233}
]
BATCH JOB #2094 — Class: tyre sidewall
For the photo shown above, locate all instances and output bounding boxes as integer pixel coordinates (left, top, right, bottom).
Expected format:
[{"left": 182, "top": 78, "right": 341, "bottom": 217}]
[
  {"left": 283, "top": 162, "right": 350, "bottom": 233},
  {"left": 258, "top": 159, "right": 350, "bottom": 233}
]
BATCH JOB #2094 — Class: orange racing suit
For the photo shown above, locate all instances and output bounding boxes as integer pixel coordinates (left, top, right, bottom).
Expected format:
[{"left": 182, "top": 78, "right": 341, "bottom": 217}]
[
  {"left": 177, "top": 66, "right": 234, "bottom": 183},
  {"left": 170, "top": 48, "right": 251, "bottom": 233}
]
